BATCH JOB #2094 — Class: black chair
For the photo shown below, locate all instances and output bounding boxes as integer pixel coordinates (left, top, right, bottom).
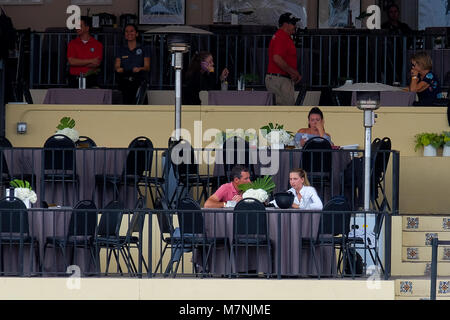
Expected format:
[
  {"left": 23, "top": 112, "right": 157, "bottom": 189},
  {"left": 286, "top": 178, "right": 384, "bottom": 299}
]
[
  {"left": 153, "top": 196, "right": 186, "bottom": 275},
  {"left": 75, "top": 136, "right": 97, "bottom": 148},
  {"left": 0, "top": 137, "right": 12, "bottom": 188},
  {"left": 315, "top": 196, "right": 354, "bottom": 277},
  {"left": 301, "top": 137, "right": 332, "bottom": 194},
  {"left": 92, "top": 200, "right": 126, "bottom": 275},
  {"left": 135, "top": 79, "right": 148, "bottom": 105},
  {"left": 98, "top": 197, "right": 149, "bottom": 276},
  {"left": 232, "top": 197, "right": 272, "bottom": 277},
  {"left": 43, "top": 199, "right": 97, "bottom": 272},
  {"left": 170, "top": 197, "right": 226, "bottom": 277},
  {"left": 222, "top": 136, "right": 258, "bottom": 182},
  {"left": 94, "top": 136, "right": 155, "bottom": 206},
  {"left": 371, "top": 137, "right": 392, "bottom": 212},
  {"left": 0, "top": 196, "right": 40, "bottom": 275},
  {"left": 42, "top": 134, "right": 79, "bottom": 205},
  {"left": 168, "top": 139, "right": 212, "bottom": 206}
]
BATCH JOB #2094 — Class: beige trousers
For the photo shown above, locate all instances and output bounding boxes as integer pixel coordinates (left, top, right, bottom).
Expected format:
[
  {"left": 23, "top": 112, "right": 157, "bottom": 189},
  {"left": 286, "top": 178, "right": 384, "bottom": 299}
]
[{"left": 265, "top": 74, "right": 295, "bottom": 106}]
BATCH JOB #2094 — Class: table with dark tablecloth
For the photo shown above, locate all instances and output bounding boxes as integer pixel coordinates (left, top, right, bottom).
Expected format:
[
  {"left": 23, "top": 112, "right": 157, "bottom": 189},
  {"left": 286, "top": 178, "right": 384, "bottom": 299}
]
[
  {"left": 208, "top": 91, "right": 274, "bottom": 106},
  {"left": 4, "top": 148, "right": 138, "bottom": 209},
  {"left": 351, "top": 91, "right": 416, "bottom": 106},
  {"left": 198, "top": 208, "right": 336, "bottom": 277},
  {"left": 43, "top": 88, "right": 113, "bottom": 104}
]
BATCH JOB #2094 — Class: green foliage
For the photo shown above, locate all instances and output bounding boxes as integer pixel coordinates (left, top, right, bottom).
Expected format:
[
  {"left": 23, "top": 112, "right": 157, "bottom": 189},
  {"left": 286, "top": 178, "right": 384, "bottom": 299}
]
[
  {"left": 56, "top": 117, "right": 76, "bottom": 130},
  {"left": 260, "top": 123, "right": 293, "bottom": 138},
  {"left": 442, "top": 131, "right": 450, "bottom": 147},
  {"left": 242, "top": 73, "right": 259, "bottom": 84},
  {"left": 238, "top": 175, "right": 276, "bottom": 194},
  {"left": 414, "top": 132, "right": 443, "bottom": 151},
  {"left": 9, "top": 179, "right": 32, "bottom": 190}
]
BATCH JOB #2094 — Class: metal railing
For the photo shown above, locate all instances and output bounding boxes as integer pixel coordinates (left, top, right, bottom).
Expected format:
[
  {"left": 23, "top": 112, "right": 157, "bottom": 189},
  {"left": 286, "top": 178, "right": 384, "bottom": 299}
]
[
  {"left": 24, "top": 29, "right": 450, "bottom": 90},
  {"left": 430, "top": 237, "right": 450, "bottom": 300},
  {"left": 0, "top": 145, "right": 398, "bottom": 278}
]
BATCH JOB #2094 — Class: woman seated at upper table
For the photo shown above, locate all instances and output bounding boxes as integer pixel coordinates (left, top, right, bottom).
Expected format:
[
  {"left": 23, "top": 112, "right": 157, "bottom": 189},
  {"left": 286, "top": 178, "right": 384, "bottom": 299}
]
[
  {"left": 295, "top": 107, "right": 332, "bottom": 147},
  {"left": 271, "top": 168, "right": 323, "bottom": 210},
  {"left": 405, "top": 51, "right": 444, "bottom": 106},
  {"left": 182, "top": 51, "right": 229, "bottom": 105}
]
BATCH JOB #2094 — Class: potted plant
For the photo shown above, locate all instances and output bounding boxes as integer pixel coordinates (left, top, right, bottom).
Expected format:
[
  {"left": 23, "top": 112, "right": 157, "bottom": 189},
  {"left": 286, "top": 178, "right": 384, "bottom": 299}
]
[
  {"left": 8, "top": 179, "right": 37, "bottom": 208},
  {"left": 55, "top": 117, "right": 79, "bottom": 143},
  {"left": 414, "top": 132, "right": 443, "bottom": 156},
  {"left": 238, "top": 175, "right": 276, "bottom": 204},
  {"left": 442, "top": 131, "right": 450, "bottom": 157},
  {"left": 260, "top": 123, "right": 294, "bottom": 149}
]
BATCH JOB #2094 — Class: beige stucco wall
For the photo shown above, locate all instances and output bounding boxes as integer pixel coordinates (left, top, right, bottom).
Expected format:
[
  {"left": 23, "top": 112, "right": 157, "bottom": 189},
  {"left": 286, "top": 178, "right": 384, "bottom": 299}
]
[
  {"left": 5, "top": 104, "right": 450, "bottom": 214},
  {"left": 0, "top": 278, "right": 395, "bottom": 300}
]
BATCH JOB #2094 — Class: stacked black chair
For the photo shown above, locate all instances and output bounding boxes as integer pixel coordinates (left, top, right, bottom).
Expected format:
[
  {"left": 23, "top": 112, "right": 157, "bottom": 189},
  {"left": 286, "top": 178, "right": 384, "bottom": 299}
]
[
  {"left": 232, "top": 197, "right": 272, "bottom": 277},
  {"left": 92, "top": 200, "right": 126, "bottom": 275},
  {"left": 371, "top": 137, "right": 392, "bottom": 212},
  {"left": 43, "top": 199, "right": 97, "bottom": 273},
  {"left": 96, "top": 197, "right": 148, "bottom": 276},
  {"left": 154, "top": 196, "right": 184, "bottom": 275},
  {"left": 42, "top": 134, "right": 79, "bottom": 206},
  {"left": 0, "top": 196, "right": 40, "bottom": 275}
]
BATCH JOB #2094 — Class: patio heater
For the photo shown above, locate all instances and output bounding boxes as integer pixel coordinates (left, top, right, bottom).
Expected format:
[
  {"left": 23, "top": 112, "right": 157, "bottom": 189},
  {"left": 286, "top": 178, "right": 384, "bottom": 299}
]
[
  {"left": 145, "top": 26, "right": 213, "bottom": 142},
  {"left": 333, "top": 82, "right": 401, "bottom": 211}
]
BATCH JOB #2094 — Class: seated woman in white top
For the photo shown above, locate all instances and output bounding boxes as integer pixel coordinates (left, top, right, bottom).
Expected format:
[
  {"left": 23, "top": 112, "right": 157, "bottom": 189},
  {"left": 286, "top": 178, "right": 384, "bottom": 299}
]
[{"left": 286, "top": 168, "right": 323, "bottom": 210}]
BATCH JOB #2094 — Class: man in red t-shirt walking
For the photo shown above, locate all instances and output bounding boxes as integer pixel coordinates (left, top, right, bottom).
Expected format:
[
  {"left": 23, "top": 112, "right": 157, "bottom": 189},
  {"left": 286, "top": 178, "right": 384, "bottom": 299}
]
[
  {"left": 67, "top": 16, "right": 103, "bottom": 88},
  {"left": 265, "top": 13, "right": 302, "bottom": 105}
]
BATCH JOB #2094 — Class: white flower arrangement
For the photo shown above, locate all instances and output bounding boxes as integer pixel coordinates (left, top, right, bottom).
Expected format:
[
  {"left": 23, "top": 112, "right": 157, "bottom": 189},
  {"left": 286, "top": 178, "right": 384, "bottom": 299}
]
[
  {"left": 266, "top": 129, "right": 292, "bottom": 145},
  {"left": 9, "top": 179, "right": 37, "bottom": 205},
  {"left": 55, "top": 117, "right": 79, "bottom": 143},
  {"left": 238, "top": 175, "right": 276, "bottom": 204},
  {"left": 242, "top": 188, "right": 268, "bottom": 203}
]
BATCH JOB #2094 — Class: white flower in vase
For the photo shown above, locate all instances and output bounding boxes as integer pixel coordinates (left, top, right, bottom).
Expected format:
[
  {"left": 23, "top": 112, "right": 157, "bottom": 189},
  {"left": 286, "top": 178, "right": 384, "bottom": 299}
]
[
  {"left": 56, "top": 127, "right": 79, "bottom": 143},
  {"left": 8, "top": 179, "right": 37, "bottom": 208},
  {"left": 242, "top": 188, "right": 269, "bottom": 203}
]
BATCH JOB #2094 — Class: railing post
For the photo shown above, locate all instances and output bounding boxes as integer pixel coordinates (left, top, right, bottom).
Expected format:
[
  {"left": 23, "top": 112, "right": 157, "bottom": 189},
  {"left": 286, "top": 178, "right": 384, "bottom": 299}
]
[
  {"left": 392, "top": 151, "right": 400, "bottom": 215},
  {"left": 0, "top": 59, "right": 4, "bottom": 137},
  {"left": 384, "top": 212, "right": 391, "bottom": 280},
  {"left": 430, "top": 237, "right": 438, "bottom": 300}
]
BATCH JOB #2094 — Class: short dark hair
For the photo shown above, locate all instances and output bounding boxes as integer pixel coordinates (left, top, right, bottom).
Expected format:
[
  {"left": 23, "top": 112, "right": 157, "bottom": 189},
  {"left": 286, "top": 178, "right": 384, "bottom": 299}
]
[
  {"left": 386, "top": 3, "right": 399, "bottom": 12},
  {"left": 230, "top": 165, "right": 249, "bottom": 180},
  {"left": 123, "top": 23, "right": 138, "bottom": 34},
  {"left": 80, "top": 16, "right": 92, "bottom": 28}
]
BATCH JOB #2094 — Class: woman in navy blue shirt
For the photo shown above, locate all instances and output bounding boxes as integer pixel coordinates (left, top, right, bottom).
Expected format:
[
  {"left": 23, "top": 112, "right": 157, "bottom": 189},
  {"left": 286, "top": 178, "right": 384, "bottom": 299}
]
[
  {"left": 115, "top": 24, "right": 150, "bottom": 104},
  {"left": 407, "top": 51, "right": 443, "bottom": 106}
]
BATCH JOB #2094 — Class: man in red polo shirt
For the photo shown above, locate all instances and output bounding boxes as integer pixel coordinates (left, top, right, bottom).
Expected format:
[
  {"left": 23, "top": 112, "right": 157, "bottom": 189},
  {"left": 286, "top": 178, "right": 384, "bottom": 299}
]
[
  {"left": 265, "top": 13, "right": 302, "bottom": 105},
  {"left": 204, "top": 165, "right": 251, "bottom": 208},
  {"left": 67, "top": 16, "right": 103, "bottom": 88}
]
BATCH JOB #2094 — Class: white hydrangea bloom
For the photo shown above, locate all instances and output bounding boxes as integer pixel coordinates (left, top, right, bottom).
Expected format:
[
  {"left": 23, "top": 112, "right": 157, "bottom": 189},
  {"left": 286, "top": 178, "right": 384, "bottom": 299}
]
[
  {"left": 266, "top": 129, "right": 292, "bottom": 145},
  {"left": 56, "top": 128, "right": 79, "bottom": 143},
  {"left": 14, "top": 187, "right": 37, "bottom": 204},
  {"left": 242, "top": 188, "right": 268, "bottom": 203}
]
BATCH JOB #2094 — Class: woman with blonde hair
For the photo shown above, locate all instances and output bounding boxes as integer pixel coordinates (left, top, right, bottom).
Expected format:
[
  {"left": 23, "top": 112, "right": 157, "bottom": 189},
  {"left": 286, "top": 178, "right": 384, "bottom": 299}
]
[
  {"left": 407, "top": 51, "right": 443, "bottom": 106},
  {"left": 272, "top": 168, "right": 323, "bottom": 209}
]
